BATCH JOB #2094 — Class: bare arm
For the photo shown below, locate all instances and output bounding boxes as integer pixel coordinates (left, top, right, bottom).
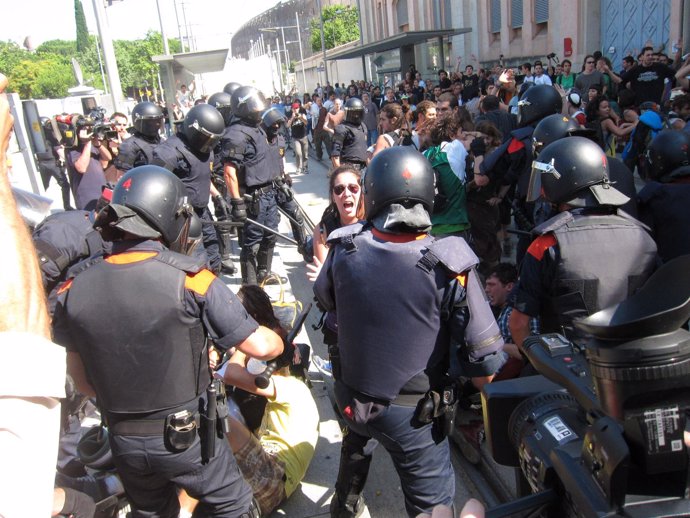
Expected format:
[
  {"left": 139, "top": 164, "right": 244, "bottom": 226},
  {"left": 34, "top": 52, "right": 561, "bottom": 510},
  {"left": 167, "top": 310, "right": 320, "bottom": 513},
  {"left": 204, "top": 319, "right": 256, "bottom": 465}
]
[
  {"left": 602, "top": 118, "right": 635, "bottom": 138},
  {"left": 66, "top": 351, "right": 96, "bottom": 398},
  {"left": 223, "top": 163, "right": 241, "bottom": 199},
  {"left": 73, "top": 140, "right": 93, "bottom": 174},
  {"left": 234, "top": 325, "right": 283, "bottom": 361},
  {"left": 371, "top": 134, "right": 389, "bottom": 157},
  {"left": 94, "top": 139, "right": 112, "bottom": 169},
  {"left": 508, "top": 308, "right": 531, "bottom": 353},
  {"left": 222, "top": 349, "right": 276, "bottom": 398}
]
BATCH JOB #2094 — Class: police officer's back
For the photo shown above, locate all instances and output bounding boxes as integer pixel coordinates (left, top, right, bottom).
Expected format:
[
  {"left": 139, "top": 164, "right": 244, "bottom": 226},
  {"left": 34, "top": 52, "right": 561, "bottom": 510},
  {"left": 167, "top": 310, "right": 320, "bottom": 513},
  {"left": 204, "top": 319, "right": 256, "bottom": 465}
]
[
  {"left": 509, "top": 137, "right": 657, "bottom": 349},
  {"left": 330, "top": 97, "right": 368, "bottom": 170},
  {"left": 314, "top": 147, "right": 504, "bottom": 516},
  {"left": 639, "top": 130, "right": 690, "bottom": 263},
  {"left": 114, "top": 101, "right": 163, "bottom": 177},
  {"left": 53, "top": 166, "right": 282, "bottom": 517}
]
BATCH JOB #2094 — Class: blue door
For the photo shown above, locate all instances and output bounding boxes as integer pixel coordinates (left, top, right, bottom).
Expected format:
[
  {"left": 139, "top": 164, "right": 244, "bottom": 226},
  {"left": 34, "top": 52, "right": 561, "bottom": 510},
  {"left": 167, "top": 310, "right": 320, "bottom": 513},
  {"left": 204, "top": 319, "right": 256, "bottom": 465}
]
[{"left": 601, "top": 0, "right": 671, "bottom": 67}]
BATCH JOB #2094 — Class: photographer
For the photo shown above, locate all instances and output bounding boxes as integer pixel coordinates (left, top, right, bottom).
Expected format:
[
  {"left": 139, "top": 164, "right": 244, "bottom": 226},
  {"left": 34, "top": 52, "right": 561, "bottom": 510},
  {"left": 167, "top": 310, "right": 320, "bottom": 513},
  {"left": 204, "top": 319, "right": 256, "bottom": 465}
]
[{"left": 65, "top": 118, "right": 110, "bottom": 211}]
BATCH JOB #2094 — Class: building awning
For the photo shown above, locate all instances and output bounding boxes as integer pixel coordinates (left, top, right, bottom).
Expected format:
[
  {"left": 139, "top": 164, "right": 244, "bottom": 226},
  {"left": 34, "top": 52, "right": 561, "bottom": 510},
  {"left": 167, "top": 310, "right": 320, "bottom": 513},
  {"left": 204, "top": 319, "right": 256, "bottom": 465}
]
[
  {"left": 326, "top": 28, "right": 471, "bottom": 61},
  {"left": 152, "top": 48, "right": 229, "bottom": 74}
]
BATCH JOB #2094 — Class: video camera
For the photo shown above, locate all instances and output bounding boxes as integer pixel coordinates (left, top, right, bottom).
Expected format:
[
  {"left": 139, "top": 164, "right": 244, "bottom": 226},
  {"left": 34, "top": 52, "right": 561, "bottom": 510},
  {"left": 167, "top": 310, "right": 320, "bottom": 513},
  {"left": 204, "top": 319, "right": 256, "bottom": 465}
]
[{"left": 483, "top": 256, "right": 690, "bottom": 518}]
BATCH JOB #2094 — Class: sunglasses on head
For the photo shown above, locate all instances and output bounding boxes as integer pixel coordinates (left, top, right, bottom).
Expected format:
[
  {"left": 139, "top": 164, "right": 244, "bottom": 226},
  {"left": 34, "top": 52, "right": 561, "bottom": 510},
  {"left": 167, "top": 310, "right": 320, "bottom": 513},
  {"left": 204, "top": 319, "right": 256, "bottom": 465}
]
[{"left": 333, "top": 183, "right": 360, "bottom": 195}]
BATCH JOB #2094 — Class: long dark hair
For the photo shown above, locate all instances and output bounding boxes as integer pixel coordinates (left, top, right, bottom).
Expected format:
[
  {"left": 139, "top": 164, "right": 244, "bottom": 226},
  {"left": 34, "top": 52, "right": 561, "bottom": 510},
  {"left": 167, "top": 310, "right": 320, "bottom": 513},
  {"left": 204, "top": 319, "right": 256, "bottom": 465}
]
[{"left": 320, "top": 165, "right": 366, "bottom": 226}]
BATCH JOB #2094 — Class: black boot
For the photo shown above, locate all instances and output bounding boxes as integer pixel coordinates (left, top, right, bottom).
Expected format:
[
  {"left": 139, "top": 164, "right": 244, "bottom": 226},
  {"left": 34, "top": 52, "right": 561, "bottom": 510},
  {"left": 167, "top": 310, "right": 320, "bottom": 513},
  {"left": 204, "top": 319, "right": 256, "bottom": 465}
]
[
  {"left": 240, "top": 245, "right": 259, "bottom": 285},
  {"left": 330, "top": 429, "right": 372, "bottom": 518}
]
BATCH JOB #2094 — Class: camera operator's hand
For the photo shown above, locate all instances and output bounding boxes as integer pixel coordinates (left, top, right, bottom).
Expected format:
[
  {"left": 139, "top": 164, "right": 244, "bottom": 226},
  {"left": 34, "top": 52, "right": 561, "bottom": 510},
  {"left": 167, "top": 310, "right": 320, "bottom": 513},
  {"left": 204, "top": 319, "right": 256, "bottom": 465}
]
[{"left": 230, "top": 197, "right": 247, "bottom": 222}]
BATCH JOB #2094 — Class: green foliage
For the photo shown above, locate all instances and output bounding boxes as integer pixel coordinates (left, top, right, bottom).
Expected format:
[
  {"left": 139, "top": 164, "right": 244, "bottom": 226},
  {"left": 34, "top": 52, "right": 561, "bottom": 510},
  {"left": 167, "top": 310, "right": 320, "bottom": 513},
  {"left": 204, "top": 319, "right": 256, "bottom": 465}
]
[
  {"left": 75, "top": 0, "right": 90, "bottom": 54},
  {"left": 11, "top": 57, "right": 73, "bottom": 99},
  {"left": 1, "top": 31, "right": 181, "bottom": 99},
  {"left": 309, "top": 5, "right": 360, "bottom": 53}
]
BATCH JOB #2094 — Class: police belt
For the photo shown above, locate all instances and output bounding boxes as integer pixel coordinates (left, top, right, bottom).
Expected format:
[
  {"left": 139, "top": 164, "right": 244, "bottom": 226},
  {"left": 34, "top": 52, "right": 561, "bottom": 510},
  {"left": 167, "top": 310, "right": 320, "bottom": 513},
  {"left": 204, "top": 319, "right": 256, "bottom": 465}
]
[
  {"left": 104, "top": 398, "right": 200, "bottom": 436},
  {"left": 246, "top": 183, "right": 275, "bottom": 196}
]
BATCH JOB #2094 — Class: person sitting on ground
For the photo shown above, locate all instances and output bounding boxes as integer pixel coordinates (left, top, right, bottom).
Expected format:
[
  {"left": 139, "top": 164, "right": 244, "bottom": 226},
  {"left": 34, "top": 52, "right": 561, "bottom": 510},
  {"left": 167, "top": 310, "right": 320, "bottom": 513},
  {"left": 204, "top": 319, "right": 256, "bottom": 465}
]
[{"left": 222, "top": 285, "right": 319, "bottom": 516}]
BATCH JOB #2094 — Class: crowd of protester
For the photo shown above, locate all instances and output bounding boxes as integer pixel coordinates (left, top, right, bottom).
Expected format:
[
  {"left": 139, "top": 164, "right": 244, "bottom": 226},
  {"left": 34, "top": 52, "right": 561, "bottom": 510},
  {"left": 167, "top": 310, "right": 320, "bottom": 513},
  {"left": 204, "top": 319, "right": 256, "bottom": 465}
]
[{"left": 5, "top": 36, "right": 690, "bottom": 518}]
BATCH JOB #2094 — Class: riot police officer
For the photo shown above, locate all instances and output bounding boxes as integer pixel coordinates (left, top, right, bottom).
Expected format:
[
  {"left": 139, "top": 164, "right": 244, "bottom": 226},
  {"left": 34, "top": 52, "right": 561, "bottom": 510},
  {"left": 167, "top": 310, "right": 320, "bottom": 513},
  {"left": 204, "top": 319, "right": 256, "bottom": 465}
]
[
  {"left": 532, "top": 114, "right": 639, "bottom": 218},
  {"left": 208, "top": 90, "right": 237, "bottom": 274},
  {"left": 509, "top": 137, "right": 657, "bottom": 349},
  {"left": 313, "top": 147, "right": 504, "bottom": 517},
  {"left": 223, "top": 82, "right": 242, "bottom": 96},
  {"left": 221, "top": 85, "right": 279, "bottom": 285},
  {"left": 53, "top": 166, "right": 283, "bottom": 518},
  {"left": 479, "top": 84, "right": 562, "bottom": 261},
  {"left": 331, "top": 97, "right": 368, "bottom": 169},
  {"left": 113, "top": 101, "right": 164, "bottom": 176},
  {"left": 262, "top": 107, "right": 309, "bottom": 258},
  {"left": 639, "top": 129, "right": 690, "bottom": 262},
  {"left": 152, "top": 103, "right": 225, "bottom": 274}
]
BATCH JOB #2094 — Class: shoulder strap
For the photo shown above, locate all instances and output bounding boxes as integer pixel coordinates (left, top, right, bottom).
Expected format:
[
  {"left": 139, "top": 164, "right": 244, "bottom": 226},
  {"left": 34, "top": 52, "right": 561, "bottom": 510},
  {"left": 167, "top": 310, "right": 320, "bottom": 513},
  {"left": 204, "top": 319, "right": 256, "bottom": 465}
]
[
  {"left": 325, "top": 222, "right": 366, "bottom": 253},
  {"left": 533, "top": 211, "right": 574, "bottom": 235},
  {"left": 416, "top": 236, "right": 479, "bottom": 275},
  {"left": 154, "top": 249, "right": 207, "bottom": 273}
]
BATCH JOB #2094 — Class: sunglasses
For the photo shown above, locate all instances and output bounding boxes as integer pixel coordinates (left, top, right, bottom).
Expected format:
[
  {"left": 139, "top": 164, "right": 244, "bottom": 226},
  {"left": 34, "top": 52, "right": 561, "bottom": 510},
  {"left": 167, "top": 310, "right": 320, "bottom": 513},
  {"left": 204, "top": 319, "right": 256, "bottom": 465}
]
[
  {"left": 586, "top": 61, "right": 595, "bottom": 64},
  {"left": 333, "top": 183, "right": 360, "bottom": 195}
]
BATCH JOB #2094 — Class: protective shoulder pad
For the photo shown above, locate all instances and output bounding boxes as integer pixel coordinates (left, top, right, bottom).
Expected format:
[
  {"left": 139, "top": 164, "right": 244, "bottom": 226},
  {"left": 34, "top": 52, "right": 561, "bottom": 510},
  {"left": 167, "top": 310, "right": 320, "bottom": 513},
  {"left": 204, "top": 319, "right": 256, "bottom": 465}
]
[
  {"left": 419, "top": 237, "right": 479, "bottom": 275},
  {"left": 511, "top": 126, "right": 534, "bottom": 141},
  {"left": 533, "top": 211, "right": 574, "bottom": 235},
  {"left": 65, "top": 255, "right": 104, "bottom": 280},
  {"left": 326, "top": 222, "right": 366, "bottom": 245},
  {"left": 154, "top": 250, "right": 207, "bottom": 273},
  {"left": 614, "top": 209, "right": 652, "bottom": 232}
]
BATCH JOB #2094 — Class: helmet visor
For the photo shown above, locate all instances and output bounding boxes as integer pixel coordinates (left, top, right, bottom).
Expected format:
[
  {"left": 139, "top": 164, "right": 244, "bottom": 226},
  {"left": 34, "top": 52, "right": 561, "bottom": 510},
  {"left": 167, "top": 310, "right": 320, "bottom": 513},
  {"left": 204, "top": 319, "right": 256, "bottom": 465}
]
[
  {"left": 189, "top": 120, "right": 222, "bottom": 153},
  {"left": 527, "top": 157, "right": 562, "bottom": 203}
]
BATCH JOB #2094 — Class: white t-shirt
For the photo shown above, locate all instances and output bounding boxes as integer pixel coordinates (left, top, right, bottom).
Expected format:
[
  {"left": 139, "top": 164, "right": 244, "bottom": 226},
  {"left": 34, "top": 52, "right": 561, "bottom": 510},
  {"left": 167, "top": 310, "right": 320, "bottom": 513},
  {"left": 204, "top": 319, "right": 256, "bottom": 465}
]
[{"left": 533, "top": 74, "right": 553, "bottom": 86}]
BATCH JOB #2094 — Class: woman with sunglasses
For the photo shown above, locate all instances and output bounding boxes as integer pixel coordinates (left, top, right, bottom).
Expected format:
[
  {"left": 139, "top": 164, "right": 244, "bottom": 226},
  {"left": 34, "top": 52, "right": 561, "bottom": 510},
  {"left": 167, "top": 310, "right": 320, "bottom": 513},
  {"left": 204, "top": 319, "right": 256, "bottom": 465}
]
[
  {"left": 312, "top": 165, "right": 365, "bottom": 265},
  {"left": 308, "top": 165, "right": 366, "bottom": 378}
]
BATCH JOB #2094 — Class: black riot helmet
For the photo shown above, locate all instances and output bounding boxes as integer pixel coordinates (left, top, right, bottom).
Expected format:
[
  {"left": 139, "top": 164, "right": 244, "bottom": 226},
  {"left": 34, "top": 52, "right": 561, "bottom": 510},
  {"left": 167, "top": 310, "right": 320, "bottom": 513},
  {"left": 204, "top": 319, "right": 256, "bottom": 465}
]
[
  {"left": 131, "top": 101, "right": 164, "bottom": 137},
  {"left": 182, "top": 103, "right": 224, "bottom": 153},
  {"left": 527, "top": 136, "right": 628, "bottom": 208},
  {"left": 532, "top": 114, "right": 595, "bottom": 154},
  {"left": 363, "top": 146, "right": 435, "bottom": 221},
  {"left": 344, "top": 97, "right": 365, "bottom": 125},
  {"left": 517, "top": 84, "right": 563, "bottom": 127},
  {"left": 261, "top": 107, "right": 287, "bottom": 138},
  {"left": 208, "top": 91, "right": 233, "bottom": 126},
  {"left": 223, "top": 82, "right": 242, "bottom": 96},
  {"left": 95, "top": 165, "right": 194, "bottom": 253},
  {"left": 231, "top": 86, "right": 266, "bottom": 125},
  {"left": 645, "top": 129, "right": 690, "bottom": 182}
]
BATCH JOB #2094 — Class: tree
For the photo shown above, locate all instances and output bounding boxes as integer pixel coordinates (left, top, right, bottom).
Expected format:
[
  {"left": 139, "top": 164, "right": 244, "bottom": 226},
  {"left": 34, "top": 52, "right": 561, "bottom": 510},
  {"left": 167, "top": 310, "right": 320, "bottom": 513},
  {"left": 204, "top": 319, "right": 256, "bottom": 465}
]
[
  {"left": 309, "top": 5, "right": 360, "bottom": 52},
  {"left": 75, "top": 0, "right": 89, "bottom": 54}
]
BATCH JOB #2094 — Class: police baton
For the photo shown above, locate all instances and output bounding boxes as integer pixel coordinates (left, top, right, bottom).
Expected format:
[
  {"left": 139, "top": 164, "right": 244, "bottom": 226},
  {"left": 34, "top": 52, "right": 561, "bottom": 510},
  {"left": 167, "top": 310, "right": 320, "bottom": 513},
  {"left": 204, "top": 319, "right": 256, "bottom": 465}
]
[{"left": 211, "top": 218, "right": 298, "bottom": 245}]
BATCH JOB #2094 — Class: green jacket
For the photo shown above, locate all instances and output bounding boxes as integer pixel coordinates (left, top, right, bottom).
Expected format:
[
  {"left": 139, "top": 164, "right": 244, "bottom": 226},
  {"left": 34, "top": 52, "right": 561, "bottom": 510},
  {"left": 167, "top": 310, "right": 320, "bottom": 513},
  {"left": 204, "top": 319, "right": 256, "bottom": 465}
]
[{"left": 424, "top": 141, "right": 470, "bottom": 235}]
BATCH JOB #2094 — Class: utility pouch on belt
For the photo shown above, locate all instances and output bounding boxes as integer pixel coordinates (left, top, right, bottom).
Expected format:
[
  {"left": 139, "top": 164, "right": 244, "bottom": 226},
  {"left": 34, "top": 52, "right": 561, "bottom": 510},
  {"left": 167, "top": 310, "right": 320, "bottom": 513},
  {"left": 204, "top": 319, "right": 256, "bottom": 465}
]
[
  {"left": 413, "top": 383, "right": 459, "bottom": 437},
  {"left": 165, "top": 410, "right": 197, "bottom": 451}
]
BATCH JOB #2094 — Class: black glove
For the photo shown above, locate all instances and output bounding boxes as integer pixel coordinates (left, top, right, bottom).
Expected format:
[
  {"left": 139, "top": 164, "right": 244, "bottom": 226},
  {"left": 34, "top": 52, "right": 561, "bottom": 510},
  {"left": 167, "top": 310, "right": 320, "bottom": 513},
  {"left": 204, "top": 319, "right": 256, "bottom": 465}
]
[
  {"left": 282, "top": 173, "right": 293, "bottom": 187},
  {"left": 230, "top": 198, "right": 247, "bottom": 222},
  {"left": 213, "top": 195, "right": 231, "bottom": 221},
  {"left": 470, "top": 137, "right": 487, "bottom": 157}
]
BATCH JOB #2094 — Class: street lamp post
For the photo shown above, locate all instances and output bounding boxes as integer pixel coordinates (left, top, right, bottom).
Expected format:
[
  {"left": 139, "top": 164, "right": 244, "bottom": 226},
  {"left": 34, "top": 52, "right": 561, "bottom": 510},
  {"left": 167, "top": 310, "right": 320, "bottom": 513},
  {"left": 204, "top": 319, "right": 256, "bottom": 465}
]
[
  {"left": 295, "top": 13, "right": 307, "bottom": 94},
  {"left": 91, "top": 0, "right": 123, "bottom": 111},
  {"left": 316, "top": 0, "right": 329, "bottom": 85}
]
